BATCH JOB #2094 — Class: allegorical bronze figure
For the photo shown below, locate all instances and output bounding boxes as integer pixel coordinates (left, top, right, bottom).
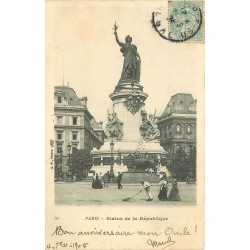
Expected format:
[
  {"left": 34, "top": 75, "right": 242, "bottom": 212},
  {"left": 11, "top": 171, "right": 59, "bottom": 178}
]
[{"left": 113, "top": 22, "right": 141, "bottom": 83}]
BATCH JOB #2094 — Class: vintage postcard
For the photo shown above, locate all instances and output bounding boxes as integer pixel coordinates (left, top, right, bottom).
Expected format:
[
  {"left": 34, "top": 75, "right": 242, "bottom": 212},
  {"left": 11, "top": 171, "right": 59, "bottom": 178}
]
[{"left": 46, "top": 0, "right": 205, "bottom": 249}]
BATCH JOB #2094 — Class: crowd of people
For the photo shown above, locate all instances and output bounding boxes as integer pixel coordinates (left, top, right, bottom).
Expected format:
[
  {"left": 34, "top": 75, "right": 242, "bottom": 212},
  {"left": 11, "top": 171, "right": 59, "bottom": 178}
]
[
  {"left": 91, "top": 171, "right": 181, "bottom": 202},
  {"left": 139, "top": 175, "right": 181, "bottom": 202},
  {"left": 92, "top": 171, "right": 123, "bottom": 190}
]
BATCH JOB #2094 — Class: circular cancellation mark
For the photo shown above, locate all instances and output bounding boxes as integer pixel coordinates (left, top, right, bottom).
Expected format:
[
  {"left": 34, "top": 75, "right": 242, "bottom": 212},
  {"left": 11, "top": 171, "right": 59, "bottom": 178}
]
[{"left": 152, "top": 1, "right": 203, "bottom": 43}]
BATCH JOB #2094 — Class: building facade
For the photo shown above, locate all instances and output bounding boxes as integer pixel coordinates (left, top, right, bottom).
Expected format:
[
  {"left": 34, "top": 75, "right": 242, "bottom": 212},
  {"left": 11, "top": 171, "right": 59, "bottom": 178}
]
[
  {"left": 54, "top": 86, "right": 105, "bottom": 174},
  {"left": 157, "top": 93, "right": 197, "bottom": 180}
]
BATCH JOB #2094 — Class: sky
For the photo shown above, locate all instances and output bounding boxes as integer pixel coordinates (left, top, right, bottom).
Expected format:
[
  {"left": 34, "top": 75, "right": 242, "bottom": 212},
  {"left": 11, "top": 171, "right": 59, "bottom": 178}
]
[{"left": 47, "top": 1, "right": 204, "bottom": 125}]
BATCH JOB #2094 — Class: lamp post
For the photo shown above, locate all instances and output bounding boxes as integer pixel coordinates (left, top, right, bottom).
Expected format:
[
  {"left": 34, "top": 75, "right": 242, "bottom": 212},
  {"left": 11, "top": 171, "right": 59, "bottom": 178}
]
[
  {"left": 109, "top": 139, "right": 115, "bottom": 182},
  {"left": 58, "top": 150, "right": 64, "bottom": 181},
  {"left": 66, "top": 143, "right": 74, "bottom": 182}
]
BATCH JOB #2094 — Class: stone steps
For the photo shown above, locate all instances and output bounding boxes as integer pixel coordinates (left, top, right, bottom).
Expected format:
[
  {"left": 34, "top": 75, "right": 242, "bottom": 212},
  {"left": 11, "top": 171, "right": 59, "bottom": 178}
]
[
  {"left": 82, "top": 176, "right": 94, "bottom": 182},
  {"left": 122, "top": 173, "right": 160, "bottom": 184},
  {"left": 82, "top": 173, "right": 167, "bottom": 184}
]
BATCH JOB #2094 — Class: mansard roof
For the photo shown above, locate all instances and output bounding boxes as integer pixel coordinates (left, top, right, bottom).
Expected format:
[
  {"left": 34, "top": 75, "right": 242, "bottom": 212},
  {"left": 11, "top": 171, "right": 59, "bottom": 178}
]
[
  {"left": 55, "top": 86, "right": 83, "bottom": 106},
  {"left": 161, "top": 93, "right": 196, "bottom": 118}
]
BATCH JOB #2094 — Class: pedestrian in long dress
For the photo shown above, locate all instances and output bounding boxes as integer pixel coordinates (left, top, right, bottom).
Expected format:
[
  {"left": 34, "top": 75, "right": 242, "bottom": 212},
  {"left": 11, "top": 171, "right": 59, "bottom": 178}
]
[
  {"left": 140, "top": 180, "right": 153, "bottom": 201},
  {"left": 158, "top": 176, "right": 168, "bottom": 201},
  {"left": 168, "top": 179, "right": 181, "bottom": 201},
  {"left": 92, "top": 174, "right": 103, "bottom": 189}
]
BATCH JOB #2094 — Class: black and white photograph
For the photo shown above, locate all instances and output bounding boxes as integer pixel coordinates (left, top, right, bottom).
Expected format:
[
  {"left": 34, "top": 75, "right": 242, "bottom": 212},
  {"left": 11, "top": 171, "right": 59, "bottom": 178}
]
[{"left": 46, "top": 1, "right": 204, "bottom": 249}]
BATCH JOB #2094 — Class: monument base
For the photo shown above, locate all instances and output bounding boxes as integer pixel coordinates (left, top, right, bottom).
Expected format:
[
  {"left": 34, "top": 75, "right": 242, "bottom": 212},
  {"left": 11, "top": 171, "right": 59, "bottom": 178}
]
[{"left": 91, "top": 140, "right": 166, "bottom": 177}]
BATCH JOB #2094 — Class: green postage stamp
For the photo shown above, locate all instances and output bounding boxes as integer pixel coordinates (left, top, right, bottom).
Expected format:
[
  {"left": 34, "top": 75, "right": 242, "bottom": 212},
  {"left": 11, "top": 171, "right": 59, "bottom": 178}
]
[{"left": 152, "top": 0, "right": 205, "bottom": 42}]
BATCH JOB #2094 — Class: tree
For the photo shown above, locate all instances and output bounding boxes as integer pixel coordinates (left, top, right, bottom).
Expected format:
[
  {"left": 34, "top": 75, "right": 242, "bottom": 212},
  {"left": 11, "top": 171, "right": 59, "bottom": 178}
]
[
  {"left": 171, "top": 147, "right": 189, "bottom": 181},
  {"left": 54, "top": 157, "right": 61, "bottom": 181},
  {"left": 187, "top": 146, "right": 197, "bottom": 182},
  {"left": 123, "top": 152, "right": 158, "bottom": 172},
  {"left": 70, "top": 149, "right": 93, "bottom": 180},
  {"left": 188, "top": 146, "right": 196, "bottom": 169}
]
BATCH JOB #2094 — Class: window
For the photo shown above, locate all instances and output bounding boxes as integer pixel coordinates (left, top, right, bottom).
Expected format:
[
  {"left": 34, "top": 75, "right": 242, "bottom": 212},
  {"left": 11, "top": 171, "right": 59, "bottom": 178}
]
[
  {"left": 187, "top": 125, "right": 192, "bottom": 133},
  {"left": 58, "top": 96, "right": 62, "bottom": 103},
  {"left": 177, "top": 125, "right": 180, "bottom": 132},
  {"left": 57, "top": 132, "right": 63, "bottom": 140},
  {"left": 57, "top": 144, "right": 62, "bottom": 153},
  {"left": 72, "top": 132, "right": 78, "bottom": 140},
  {"left": 73, "top": 117, "right": 78, "bottom": 125},
  {"left": 176, "top": 124, "right": 182, "bottom": 133},
  {"left": 57, "top": 116, "right": 63, "bottom": 125},
  {"left": 72, "top": 144, "right": 78, "bottom": 151}
]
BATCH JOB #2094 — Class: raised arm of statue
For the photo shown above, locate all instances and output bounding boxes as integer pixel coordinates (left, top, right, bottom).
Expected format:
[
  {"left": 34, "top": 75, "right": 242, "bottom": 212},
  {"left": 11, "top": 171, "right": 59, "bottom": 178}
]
[
  {"left": 113, "top": 22, "right": 124, "bottom": 47},
  {"left": 114, "top": 32, "right": 124, "bottom": 47}
]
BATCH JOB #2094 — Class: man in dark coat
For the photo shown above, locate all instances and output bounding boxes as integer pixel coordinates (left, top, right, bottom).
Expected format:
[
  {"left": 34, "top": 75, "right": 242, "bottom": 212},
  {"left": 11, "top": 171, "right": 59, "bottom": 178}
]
[{"left": 117, "top": 172, "right": 122, "bottom": 189}]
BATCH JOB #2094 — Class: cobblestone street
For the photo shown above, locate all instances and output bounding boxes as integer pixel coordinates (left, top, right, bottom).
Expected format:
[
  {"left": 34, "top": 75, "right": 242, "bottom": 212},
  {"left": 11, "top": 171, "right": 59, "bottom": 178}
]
[{"left": 55, "top": 182, "right": 196, "bottom": 206}]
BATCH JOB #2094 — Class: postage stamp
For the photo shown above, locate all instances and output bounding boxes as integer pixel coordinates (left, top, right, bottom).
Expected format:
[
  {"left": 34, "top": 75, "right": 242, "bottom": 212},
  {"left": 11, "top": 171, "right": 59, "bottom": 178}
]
[{"left": 152, "top": 0, "right": 205, "bottom": 42}]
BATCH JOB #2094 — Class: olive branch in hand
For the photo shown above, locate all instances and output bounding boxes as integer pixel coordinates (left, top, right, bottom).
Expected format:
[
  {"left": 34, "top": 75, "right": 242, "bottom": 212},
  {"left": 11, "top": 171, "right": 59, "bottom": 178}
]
[{"left": 113, "top": 22, "right": 119, "bottom": 34}]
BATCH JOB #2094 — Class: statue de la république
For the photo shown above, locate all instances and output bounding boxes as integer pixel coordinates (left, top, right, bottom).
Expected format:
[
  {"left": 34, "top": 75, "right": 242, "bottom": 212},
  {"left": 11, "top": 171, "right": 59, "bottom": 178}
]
[{"left": 113, "top": 22, "right": 141, "bottom": 84}]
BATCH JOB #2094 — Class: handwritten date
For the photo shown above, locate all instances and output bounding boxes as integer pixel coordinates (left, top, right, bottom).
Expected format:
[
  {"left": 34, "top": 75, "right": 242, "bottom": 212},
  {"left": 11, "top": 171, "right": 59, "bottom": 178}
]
[{"left": 46, "top": 241, "right": 88, "bottom": 250}]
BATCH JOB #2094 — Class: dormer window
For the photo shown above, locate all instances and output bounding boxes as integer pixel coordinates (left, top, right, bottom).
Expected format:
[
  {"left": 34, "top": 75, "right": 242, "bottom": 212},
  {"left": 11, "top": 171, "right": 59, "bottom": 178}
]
[
  {"left": 176, "top": 124, "right": 182, "bottom": 133},
  {"left": 177, "top": 125, "right": 180, "bottom": 132}
]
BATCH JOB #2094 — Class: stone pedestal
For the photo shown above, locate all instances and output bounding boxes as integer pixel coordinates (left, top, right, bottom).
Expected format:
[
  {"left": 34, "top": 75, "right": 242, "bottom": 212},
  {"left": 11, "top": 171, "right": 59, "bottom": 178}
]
[
  {"left": 109, "top": 82, "right": 148, "bottom": 141},
  {"left": 90, "top": 81, "right": 166, "bottom": 176}
]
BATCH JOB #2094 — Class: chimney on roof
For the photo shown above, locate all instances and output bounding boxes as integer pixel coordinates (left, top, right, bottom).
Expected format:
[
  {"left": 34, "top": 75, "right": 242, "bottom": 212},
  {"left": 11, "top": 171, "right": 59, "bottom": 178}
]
[{"left": 79, "top": 96, "right": 88, "bottom": 107}]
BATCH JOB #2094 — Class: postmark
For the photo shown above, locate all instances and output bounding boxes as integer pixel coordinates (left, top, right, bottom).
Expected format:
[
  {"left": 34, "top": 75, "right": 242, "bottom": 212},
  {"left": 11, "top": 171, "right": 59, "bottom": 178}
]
[{"left": 152, "top": 1, "right": 204, "bottom": 42}]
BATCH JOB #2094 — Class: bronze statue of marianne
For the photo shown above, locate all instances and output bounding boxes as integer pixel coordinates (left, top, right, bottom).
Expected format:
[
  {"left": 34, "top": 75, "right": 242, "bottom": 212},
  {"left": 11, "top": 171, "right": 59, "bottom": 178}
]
[{"left": 113, "top": 22, "right": 141, "bottom": 84}]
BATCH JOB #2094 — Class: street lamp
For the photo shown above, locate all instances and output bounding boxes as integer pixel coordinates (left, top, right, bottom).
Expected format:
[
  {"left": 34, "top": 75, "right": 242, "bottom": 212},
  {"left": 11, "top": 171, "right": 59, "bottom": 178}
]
[
  {"left": 66, "top": 143, "right": 74, "bottom": 182},
  {"left": 109, "top": 139, "right": 115, "bottom": 182},
  {"left": 58, "top": 150, "right": 64, "bottom": 181}
]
